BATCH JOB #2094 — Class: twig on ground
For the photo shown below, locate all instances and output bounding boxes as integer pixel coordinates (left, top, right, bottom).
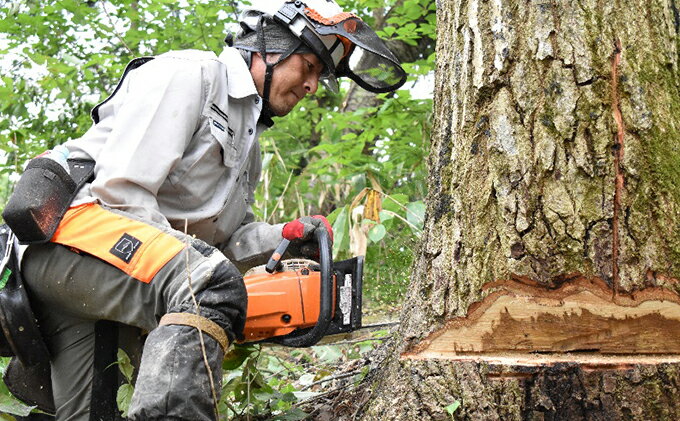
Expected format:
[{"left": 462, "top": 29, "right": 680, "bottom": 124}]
[
  {"left": 297, "top": 381, "right": 355, "bottom": 407},
  {"left": 301, "top": 369, "right": 363, "bottom": 391}
]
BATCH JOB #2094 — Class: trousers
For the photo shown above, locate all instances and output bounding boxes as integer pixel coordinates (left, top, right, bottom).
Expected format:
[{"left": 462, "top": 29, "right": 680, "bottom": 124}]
[{"left": 20, "top": 204, "right": 247, "bottom": 421}]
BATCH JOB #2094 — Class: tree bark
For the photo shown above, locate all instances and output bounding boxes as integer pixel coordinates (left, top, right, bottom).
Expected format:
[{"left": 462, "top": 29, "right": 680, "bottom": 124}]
[{"left": 360, "top": 0, "right": 680, "bottom": 419}]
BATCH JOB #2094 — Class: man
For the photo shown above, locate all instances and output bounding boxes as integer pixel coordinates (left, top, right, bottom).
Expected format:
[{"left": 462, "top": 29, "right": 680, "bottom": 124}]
[{"left": 17, "top": 1, "right": 405, "bottom": 420}]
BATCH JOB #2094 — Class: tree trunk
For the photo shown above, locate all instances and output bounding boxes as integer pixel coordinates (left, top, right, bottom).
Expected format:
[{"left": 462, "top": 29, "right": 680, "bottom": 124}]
[{"left": 360, "top": 0, "right": 680, "bottom": 419}]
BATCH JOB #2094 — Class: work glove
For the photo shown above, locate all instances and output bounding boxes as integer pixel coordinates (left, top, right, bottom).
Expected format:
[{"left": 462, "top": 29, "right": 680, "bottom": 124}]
[{"left": 282, "top": 215, "right": 333, "bottom": 258}]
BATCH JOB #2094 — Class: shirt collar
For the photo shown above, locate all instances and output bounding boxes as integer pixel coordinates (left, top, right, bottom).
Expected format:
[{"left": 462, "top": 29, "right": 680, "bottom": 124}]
[{"left": 218, "top": 47, "right": 259, "bottom": 99}]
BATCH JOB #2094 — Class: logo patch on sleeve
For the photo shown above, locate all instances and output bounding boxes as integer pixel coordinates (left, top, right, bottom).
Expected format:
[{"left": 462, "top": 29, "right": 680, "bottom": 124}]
[{"left": 110, "top": 233, "right": 142, "bottom": 263}]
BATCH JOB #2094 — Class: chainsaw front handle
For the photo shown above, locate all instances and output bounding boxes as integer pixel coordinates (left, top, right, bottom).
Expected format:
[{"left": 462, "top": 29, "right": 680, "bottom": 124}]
[
  {"left": 271, "top": 229, "right": 332, "bottom": 347},
  {"left": 265, "top": 238, "right": 290, "bottom": 273}
]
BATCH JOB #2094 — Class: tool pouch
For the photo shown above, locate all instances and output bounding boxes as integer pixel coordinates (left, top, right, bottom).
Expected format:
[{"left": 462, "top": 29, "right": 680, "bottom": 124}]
[
  {"left": 0, "top": 225, "right": 50, "bottom": 366},
  {"left": 2, "top": 158, "right": 95, "bottom": 244},
  {"left": 0, "top": 225, "right": 55, "bottom": 415}
]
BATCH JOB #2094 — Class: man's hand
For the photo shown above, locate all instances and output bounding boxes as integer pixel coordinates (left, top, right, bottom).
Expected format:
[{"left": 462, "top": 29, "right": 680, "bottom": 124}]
[
  {"left": 282, "top": 215, "right": 333, "bottom": 258},
  {"left": 282, "top": 215, "right": 334, "bottom": 242}
]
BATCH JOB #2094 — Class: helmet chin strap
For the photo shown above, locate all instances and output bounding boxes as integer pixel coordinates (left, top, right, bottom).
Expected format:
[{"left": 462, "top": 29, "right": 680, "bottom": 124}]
[{"left": 256, "top": 16, "right": 303, "bottom": 115}]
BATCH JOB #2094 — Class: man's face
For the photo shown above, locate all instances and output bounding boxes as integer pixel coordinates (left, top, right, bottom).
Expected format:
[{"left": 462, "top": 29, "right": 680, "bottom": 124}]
[{"left": 251, "top": 52, "right": 323, "bottom": 116}]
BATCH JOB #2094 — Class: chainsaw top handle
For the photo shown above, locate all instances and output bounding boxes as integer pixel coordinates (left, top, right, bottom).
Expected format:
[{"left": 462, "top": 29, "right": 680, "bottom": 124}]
[{"left": 270, "top": 229, "right": 332, "bottom": 347}]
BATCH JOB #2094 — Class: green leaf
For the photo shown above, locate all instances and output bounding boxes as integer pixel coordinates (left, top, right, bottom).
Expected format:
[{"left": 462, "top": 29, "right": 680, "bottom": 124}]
[
  {"left": 261, "top": 152, "right": 274, "bottom": 170},
  {"left": 445, "top": 400, "right": 461, "bottom": 415},
  {"left": 312, "top": 345, "right": 343, "bottom": 363},
  {"left": 272, "top": 407, "right": 310, "bottom": 420},
  {"left": 297, "top": 373, "right": 315, "bottom": 387},
  {"left": 382, "top": 26, "right": 396, "bottom": 37},
  {"left": 368, "top": 223, "right": 386, "bottom": 243},
  {"left": 0, "top": 360, "right": 35, "bottom": 416},
  {"left": 382, "top": 194, "right": 409, "bottom": 213},
  {"left": 378, "top": 210, "right": 394, "bottom": 222},
  {"left": 291, "top": 391, "right": 320, "bottom": 400},
  {"left": 406, "top": 201, "right": 426, "bottom": 230},
  {"left": 330, "top": 205, "right": 349, "bottom": 258},
  {"left": 221, "top": 372, "right": 244, "bottom": 397},
  {"left": 253, "top": 389, "right": 274, "bottom": 402},
  {"left": 116, "top": 348, "right": 134, "bottom": 383},
  {"left": 223, "top": 345, "right": 258, "bottom": 370},
  {"left": 0, "top": 392, "right": 34, "bottom": 417},
  {"left": 279, "top": 391, "right": 297, "bottom": 403},
  {"left": 117, "top": 384, "right": 134, "bottom": 417}
]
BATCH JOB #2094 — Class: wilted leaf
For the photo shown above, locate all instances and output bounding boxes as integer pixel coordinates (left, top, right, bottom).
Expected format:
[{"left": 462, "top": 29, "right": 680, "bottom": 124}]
[
  {"left": 363, "top": 189, "right": 382, "bottom": 223},
  {"left": 350, "top": 206, "right": 368, "bottom": 256}
]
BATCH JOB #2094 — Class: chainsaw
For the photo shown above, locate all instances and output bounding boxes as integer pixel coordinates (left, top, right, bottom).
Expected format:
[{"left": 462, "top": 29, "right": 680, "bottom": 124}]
[{"left": 240, "top": 230, "right": 364, "bottom": 347}]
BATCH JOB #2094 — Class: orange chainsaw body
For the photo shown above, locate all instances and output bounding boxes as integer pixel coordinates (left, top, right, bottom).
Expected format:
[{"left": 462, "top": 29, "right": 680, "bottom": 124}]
[{"left": 241, "top": 263, "right": 336, "bottom": 343}]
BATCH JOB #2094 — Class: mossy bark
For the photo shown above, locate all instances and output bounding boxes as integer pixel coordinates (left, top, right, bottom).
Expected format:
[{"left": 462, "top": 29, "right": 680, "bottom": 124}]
[{"left": 360, "top": 0, "right": 680, "bottom": 419}]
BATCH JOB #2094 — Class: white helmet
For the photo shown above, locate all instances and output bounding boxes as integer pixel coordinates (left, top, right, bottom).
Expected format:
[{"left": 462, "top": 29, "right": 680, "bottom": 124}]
[{"left": 238, "top": 0, "right": 406, "bottom": 94}]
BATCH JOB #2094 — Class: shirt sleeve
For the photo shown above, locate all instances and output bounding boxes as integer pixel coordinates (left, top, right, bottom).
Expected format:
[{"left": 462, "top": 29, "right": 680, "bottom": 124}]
[
  {"left": 220, "top": 209, "right": 285, "bottom": 272},
  {"left": 88, "top": 57, "right": 205, "bottom": 225}
]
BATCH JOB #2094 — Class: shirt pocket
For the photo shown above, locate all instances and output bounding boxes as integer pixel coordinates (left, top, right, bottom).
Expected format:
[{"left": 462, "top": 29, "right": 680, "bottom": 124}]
[
  {"left": 166, "top": 133, "right": 223, "bottom": 202},
  {"left": 206, "top": 103, "right": 240, "bottom": 167},
  {"left": 189, "top": 171, "right": 249, "bottom": 245}
]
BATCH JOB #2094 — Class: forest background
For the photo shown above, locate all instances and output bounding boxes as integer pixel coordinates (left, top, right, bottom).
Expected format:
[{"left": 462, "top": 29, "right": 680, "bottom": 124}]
[
  {"left": 0, "top": 0, "right": 435, "bottom": 312},
  {"left": 0, "top": 0, "right": 435, "bottom": 419}
]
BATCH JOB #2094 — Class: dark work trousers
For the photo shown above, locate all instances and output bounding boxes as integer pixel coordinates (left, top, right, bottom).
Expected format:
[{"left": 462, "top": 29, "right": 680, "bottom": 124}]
[{"left": 20, "top": 204, "right": 247, "bottom": 421}]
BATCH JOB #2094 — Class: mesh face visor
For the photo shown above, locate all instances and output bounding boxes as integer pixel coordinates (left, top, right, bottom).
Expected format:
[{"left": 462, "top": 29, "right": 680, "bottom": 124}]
[
  {"left": 274, "top": 1, "right": 407, "bottom": 93},
  {"left": 314, "top": 17, "right": 406, "bottom": 93}
]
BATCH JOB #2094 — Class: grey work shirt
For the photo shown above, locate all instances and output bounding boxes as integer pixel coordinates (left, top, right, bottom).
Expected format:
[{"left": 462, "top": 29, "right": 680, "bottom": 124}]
[{"left": 66, "top": 47, "right": 283, "bottom": 267}]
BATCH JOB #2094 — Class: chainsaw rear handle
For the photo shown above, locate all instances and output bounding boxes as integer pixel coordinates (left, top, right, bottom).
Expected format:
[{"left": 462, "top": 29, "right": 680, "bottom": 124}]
[{"left": 270, "top": 229, "right": 332, "bottom": 347}]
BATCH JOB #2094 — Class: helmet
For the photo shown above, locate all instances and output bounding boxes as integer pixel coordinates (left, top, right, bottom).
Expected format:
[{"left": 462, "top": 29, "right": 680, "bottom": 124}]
[{"left": 238, "top": 0, "right": 407, "bottom": 94}]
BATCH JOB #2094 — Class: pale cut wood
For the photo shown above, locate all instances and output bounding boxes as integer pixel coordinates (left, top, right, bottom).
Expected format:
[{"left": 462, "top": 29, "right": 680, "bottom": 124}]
[
  {"left": 406, "top": 352, "right": 680, "bottom": 367},
  {"left": 406, "top": 276, "right": 680, "bottom": 357}
]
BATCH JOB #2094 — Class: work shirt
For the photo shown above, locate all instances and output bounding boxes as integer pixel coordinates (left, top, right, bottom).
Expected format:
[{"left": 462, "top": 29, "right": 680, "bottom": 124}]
[{"left": 66, "top": 47, "right": 283, "bottom": 267}]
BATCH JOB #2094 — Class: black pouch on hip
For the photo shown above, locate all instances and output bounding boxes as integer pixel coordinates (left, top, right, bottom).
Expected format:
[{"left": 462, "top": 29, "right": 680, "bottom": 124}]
[{"left": 2, "top": 158, "right": 95, "bottom": 244}]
